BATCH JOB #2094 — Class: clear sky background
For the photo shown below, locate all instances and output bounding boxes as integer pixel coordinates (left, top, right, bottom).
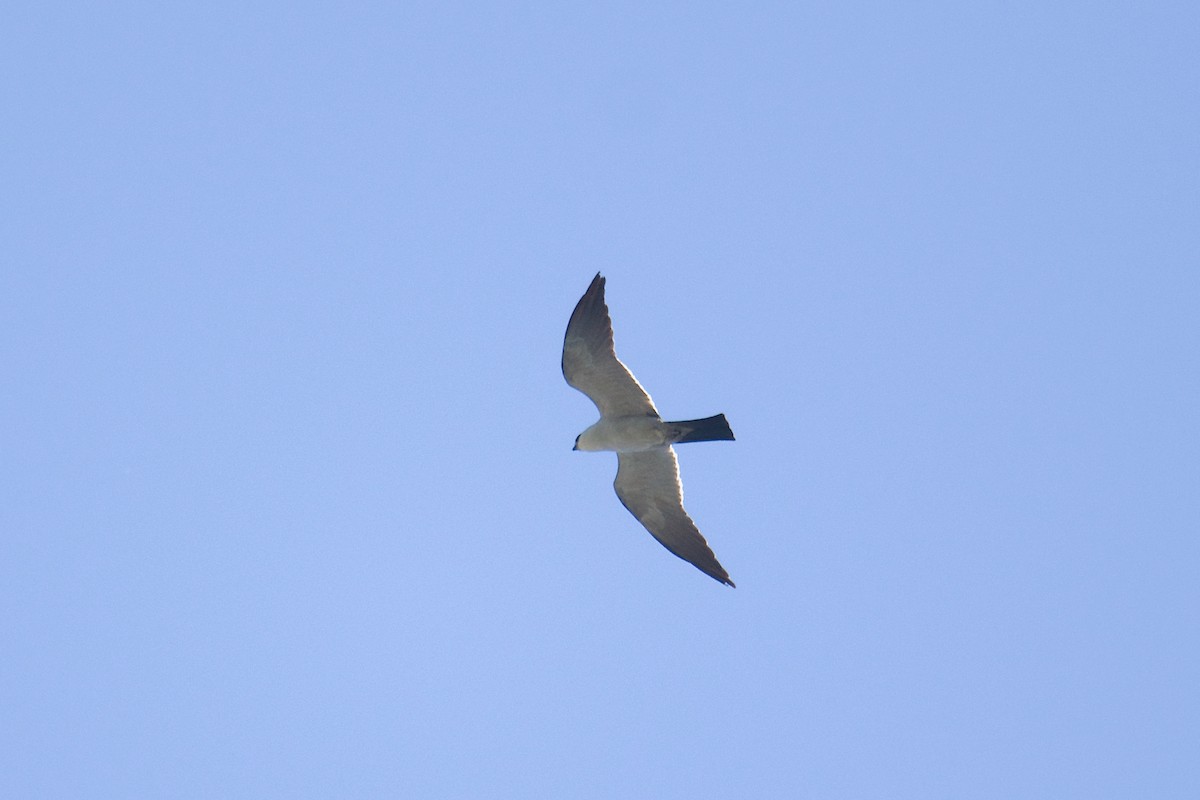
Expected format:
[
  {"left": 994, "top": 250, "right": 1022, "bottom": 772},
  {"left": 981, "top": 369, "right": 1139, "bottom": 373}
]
[{"left": 4, "top": 2, "right": 1198, "bottom": 797}]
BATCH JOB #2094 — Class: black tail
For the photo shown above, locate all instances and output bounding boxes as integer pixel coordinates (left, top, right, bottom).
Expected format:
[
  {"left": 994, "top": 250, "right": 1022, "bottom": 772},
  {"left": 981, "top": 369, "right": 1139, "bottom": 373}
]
[{"left": 669, "top": 413, "right": 735, "bottom": 444}]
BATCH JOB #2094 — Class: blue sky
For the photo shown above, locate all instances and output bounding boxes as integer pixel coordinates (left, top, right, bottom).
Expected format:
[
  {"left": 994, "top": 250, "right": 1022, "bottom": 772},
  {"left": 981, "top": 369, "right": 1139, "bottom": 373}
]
[{"left": 4, "top": 2, "right": 1198, "bottom": 797}]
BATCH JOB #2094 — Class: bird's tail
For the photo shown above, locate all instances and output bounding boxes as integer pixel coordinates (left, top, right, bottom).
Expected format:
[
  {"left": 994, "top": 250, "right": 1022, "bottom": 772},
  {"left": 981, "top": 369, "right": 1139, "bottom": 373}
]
[{"left": 668, "top": 414, "right": 735, "bottom": 444}]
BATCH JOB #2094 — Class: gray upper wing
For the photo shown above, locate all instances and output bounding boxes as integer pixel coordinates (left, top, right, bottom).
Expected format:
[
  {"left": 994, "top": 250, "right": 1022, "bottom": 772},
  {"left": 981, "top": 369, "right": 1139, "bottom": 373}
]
[
  {"left": 562, "top": 273, "right": 658, "bottom": 418},
  {"left": 614, "top": 448, "right": 734, "bottom": 586}
]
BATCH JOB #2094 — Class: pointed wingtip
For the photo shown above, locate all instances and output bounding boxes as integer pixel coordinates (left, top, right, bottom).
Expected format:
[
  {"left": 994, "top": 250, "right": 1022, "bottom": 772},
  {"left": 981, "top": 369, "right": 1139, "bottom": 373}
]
[
  {"left": 579, "top": 273, "right": 605, "bottom": 305},
  {"left": 705, "top": 568, "right": 735, "bottom": 587}
]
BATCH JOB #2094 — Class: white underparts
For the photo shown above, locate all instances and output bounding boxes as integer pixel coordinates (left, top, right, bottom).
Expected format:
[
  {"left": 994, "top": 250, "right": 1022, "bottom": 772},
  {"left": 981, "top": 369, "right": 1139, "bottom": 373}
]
[{"left": 575, "top": 415, "right": 673, "bottom": 452}]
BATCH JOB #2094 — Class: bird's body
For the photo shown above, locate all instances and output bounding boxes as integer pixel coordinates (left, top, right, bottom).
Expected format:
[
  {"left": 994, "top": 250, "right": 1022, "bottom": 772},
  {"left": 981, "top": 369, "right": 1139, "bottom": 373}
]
[
  {"left": 574, "top": 415, "right": 676, "bottom": 452},
  {"left": 562, "top": 273, "right": 736, "bottom": 587},
  {"left": 574, "top": 414, "right": 735, "bottom": 453}
]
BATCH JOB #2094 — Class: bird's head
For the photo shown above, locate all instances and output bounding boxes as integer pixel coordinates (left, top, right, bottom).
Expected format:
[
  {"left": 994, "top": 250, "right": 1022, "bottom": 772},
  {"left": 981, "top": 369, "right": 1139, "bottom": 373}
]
[{"left": 572, "top": 424, "right": 610, "bottom": 452}]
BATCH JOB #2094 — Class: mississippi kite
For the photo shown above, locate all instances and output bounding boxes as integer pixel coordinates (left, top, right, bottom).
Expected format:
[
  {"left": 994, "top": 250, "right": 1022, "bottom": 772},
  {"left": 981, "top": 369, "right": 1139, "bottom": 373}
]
[{"left": 562, "top": 273, "right": 736, "bottom": 586}]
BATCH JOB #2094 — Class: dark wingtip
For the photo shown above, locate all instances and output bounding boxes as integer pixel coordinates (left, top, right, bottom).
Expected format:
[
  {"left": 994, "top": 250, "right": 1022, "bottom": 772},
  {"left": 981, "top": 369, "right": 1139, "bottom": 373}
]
[
  {"left": 580, "top": 273, "right": 606, "bottom": 309},
  {"left": 703, "top": 565, "right": 735, "bottom": 587}
]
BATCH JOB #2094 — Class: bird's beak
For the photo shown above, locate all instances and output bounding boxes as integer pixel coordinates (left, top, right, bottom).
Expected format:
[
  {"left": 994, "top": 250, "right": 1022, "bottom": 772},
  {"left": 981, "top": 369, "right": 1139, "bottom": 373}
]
[{"left": 572, "top": 443, "right": 578, "bottom": 451}]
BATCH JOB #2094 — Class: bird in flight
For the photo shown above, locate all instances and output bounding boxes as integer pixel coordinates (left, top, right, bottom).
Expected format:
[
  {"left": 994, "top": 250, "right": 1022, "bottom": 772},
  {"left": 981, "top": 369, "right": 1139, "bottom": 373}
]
[{"left": 562, "top": 273, "right": 736, "bottom": 586}]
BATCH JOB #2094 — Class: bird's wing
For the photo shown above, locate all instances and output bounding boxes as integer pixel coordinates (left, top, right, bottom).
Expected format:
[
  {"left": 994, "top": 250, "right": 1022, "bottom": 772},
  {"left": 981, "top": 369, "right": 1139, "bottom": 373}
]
[
  {"left": 562, "top": 273, "right": 659, "bottom": 418},
  {"left": 614, "top": 449, "right": 734, "bottom": 586}
]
